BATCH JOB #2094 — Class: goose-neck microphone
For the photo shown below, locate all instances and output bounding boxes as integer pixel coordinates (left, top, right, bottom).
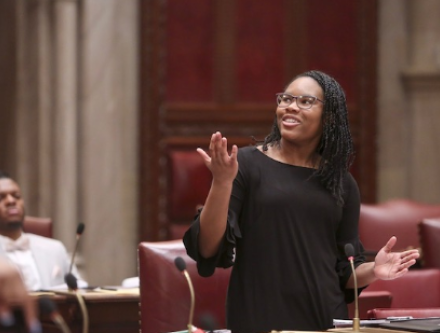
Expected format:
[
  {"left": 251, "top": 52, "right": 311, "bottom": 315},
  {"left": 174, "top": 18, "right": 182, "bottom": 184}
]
[
  {"left": 174, "top": 256, "right": 196, "bottom": 333},
  {"left": 69, "top": 223, "right": 85, "bottom": 274},
  {"left": 345, "top": 243, "right": 360, "bottom": 332}
]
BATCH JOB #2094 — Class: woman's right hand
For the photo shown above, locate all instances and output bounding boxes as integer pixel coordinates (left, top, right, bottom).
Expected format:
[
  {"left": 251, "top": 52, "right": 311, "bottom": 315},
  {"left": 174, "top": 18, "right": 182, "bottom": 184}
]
[{"left": 197, "top": 131, "right": 238, "bottom": 184}]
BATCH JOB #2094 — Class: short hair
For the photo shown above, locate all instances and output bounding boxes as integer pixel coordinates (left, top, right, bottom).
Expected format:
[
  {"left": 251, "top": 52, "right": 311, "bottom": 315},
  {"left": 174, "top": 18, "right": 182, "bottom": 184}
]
[
  {"left": 0, "top": 170, "right": 12, "bottom": 180},
  {"left": 262, "top": 70, "right": 354, "bottom": 206}
]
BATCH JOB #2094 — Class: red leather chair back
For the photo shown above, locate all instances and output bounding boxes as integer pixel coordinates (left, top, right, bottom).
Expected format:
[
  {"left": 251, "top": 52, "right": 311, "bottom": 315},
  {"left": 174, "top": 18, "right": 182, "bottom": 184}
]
[
  {"left": 348, "top": 291, "right": 393, "bottom": 319},
  {"left": 367, "top": 307, "right": 440, "bottom": 319},
  {"left": 359, "top": 199, "right": 440, "bottom": 255},
  {"left": 138, "top": 240, "right": 231, "bottom": 333},
  {"left": 22, "top": 216, "right": 53, "bottom": 238},
  {"left": 365, "top": 268, "right": 440, "bottom": 308},
  {"left": 167, "top": 150, "right": 212, "bottom": 239},
  {"left": 419, "top": 218, "right": 440, "bottom": 268}
]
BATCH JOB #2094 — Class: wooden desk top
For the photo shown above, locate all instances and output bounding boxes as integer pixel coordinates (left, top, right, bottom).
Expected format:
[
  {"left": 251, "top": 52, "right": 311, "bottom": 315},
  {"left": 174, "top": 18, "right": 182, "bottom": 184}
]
[{"left": 35, "top": 289, "right": 140, "bottom": 333}]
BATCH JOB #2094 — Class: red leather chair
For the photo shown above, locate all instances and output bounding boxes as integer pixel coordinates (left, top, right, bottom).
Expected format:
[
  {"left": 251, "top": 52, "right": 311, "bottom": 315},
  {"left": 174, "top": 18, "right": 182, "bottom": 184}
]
[
  {"left": 167, "top": 150, "right": 212, "bottom": 240},
  {"left": 365, "top": 268, "right": 440, "bottom": 308},
  {"left": 22, "top": 216, "right": 53, "bottom": 238},
  {"left": 359, "top": 199, "right": 440, "bottom": 261},
  {"left": 419, "top": 218, "right": 440, "bottom": 268},
  {"left": 348, "top": 291, "right": 393, "bottom": 319},
  {"left": 367, "top": 307, "right": 440, "bottom": 319},
  {"left": 138, "top": 240, "right": 231, "bottom": 333}
]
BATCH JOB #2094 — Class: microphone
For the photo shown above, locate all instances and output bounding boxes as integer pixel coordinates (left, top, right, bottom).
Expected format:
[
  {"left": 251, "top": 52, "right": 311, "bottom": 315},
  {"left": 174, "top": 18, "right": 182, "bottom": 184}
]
[
  {"left": 64, "top": 273, "right": 89, "bottom": 333},
  {"left": 38, "top": 296, "right": 71, "bottom": 333},
  {"left": 345, "top": 243, "right": 360, "bottom": 332},
  {"left": 199, "top": 312, "right": 218, "bottom": 333},
  {"left": 174, "top": 256, "right": 196, "bottom": 333},
  {"left": 69, "top": 223, "right": 85, "bottom": 274}
]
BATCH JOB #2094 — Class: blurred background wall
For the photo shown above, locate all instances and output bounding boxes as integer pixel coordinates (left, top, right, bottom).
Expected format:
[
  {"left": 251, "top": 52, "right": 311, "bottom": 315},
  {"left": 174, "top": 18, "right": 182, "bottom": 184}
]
[{"left": 0, "top": 0, "right": 439, "bottom": 285}]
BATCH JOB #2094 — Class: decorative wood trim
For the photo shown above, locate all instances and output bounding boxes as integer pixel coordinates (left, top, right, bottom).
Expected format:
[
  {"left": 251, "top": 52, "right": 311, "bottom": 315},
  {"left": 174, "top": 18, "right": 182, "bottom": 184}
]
[
  {"left": 165, "top": 103, "right": 274, "bottom": 123},
  {"left": 139, "top": 0, "right": 167, "bottom": 241},
  {"left": 139, "top": 0, "right": 379, "bottom": 241},
  {"left": 165, "top": 136, "right": 255, "bottom": 149},
  {"left": 402, "top": 70, "right": 440, "bottom": 91}
]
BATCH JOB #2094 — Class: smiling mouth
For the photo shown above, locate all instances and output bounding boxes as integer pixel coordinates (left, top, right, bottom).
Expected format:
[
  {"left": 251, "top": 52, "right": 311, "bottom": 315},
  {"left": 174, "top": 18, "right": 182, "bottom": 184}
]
[{"left": 283, "top": 118, "right": 299, "bottom": 124}]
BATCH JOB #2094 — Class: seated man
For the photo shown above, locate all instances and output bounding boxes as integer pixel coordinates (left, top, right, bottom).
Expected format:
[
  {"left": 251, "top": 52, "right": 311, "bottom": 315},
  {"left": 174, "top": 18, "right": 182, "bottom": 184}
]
[{"left": 0, "top": 170, "right": 86, "bottom": 291}]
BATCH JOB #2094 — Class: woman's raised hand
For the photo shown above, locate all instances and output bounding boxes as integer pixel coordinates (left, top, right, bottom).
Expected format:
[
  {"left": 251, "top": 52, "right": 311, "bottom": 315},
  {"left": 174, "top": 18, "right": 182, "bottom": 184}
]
[{"left": 197, "top": 131, "right": 238, "bottom": 184}]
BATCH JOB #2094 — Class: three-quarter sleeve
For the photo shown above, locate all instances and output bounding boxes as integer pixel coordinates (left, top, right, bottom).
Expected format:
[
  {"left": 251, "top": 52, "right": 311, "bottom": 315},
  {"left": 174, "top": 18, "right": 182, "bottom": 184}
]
[{"left": 183, "top": 148, "right": 249, "bottom": 277}]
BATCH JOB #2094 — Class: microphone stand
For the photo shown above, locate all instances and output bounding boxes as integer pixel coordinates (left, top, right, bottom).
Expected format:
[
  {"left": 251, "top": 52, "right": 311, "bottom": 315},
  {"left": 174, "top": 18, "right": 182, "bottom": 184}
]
[
  {"left": 69, "top": 223, "right": 85, "bottom": 274},
  {"left": 329, "top": 244, "right": 363, "bottom": 333},
  {"left": 174, "top": 257, "right": 196, "bottom": 333},
  {"left": 348, "top": 258, "right": 360, "bottom": 332},
  {"left": 182, "top": 270, "right": 195, "bottom": 333}
]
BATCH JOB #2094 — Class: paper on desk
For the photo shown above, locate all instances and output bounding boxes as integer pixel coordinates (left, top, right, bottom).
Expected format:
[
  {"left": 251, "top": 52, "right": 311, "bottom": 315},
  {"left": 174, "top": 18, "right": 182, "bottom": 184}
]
[
  {"left": 93, "top": 287, "right": 139, "bottom": 295},
  {"left": 170, "top": 327, "right": 230, "bottom": 333},
  {"left": 333, "top": 319, "right": 389, "bottom": 327}
]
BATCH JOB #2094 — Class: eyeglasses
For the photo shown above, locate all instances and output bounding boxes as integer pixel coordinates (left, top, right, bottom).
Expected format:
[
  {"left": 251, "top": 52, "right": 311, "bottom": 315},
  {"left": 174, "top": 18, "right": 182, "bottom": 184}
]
[{"left": 275, "top": 93, "right": 324, "bottom": 110}]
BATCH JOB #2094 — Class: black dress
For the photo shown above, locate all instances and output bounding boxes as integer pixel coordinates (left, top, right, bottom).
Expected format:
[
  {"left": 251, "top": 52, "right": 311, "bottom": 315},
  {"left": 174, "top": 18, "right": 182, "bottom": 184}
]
[{"left": 184, "top": 146, "right": 365, "bottom": 333}]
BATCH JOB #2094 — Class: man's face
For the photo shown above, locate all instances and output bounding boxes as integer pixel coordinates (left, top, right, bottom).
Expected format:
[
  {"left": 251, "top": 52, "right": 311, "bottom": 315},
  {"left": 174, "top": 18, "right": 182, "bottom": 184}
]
[{"left": 0, "top": 178, "right": 25, "bottom": 231}]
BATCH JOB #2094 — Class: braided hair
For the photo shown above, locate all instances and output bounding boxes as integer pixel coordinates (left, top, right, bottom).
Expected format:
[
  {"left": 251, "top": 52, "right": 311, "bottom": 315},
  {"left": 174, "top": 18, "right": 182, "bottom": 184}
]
[{"left": 262, "top": 70, "right": 355, "bottom": 206}]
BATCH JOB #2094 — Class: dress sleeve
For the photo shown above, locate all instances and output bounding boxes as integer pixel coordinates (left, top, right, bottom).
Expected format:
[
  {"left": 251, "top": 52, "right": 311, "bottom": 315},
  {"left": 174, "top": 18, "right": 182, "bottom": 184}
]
[
  {"left": 183, "top": 148, "right": 248, "bottom": 277},
  {"left": 334, "top": 173, "right": 366, "bottom": 303}
]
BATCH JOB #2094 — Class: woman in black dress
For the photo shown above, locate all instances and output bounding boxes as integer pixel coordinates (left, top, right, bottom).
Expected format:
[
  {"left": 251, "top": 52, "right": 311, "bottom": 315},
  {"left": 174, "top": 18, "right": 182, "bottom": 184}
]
[{"left": 183, "top": 70, "right": 419, "bottom": 333}]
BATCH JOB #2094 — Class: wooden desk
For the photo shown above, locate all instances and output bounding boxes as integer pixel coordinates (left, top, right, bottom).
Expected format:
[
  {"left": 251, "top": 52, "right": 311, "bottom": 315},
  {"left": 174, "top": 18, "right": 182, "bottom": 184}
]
[{"left": 40, "top": 289, "right": 140, "bottom": 333}]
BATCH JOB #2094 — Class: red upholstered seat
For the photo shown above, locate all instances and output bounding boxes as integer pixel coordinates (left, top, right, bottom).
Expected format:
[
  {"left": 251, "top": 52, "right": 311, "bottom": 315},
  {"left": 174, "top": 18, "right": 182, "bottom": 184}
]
[
  {"left": 138, "top": 240, "right": 231, "bottom": 333},
  {"left": 22, "top": 216, "right": 53, "bottom": 238},
  {"left": 348, "top": 291, "right": 393, "bottom": 319},
  {"left": 359, "top": 199, "right": 440, "bottom": 260},
  {"left": 365, "top": 268, "right": 440, "bottom": 308},
  {"left": 167, "top": 150, "right": 212, "bottom": 239},
  {"left": 367, "top": 307, "right": 440, "bottom": 319},
  {"left": 168, "top": 150, "right": 211, "bottom": 222},
  {"left": 419, "top": 218, "right": 440, "bottom": 268}
]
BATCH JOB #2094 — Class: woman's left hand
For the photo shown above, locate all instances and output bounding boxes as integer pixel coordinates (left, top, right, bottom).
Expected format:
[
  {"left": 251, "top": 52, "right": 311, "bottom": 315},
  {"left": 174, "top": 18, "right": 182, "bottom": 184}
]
[{"left": 373, "top": 236, "right": 420, "bottom": 280}]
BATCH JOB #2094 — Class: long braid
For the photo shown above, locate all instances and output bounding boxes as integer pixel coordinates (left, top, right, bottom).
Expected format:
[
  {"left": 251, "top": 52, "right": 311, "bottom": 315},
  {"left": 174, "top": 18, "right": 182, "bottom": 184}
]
[{"left": 262, "top": 70, "right": 354, "bottom": 206}]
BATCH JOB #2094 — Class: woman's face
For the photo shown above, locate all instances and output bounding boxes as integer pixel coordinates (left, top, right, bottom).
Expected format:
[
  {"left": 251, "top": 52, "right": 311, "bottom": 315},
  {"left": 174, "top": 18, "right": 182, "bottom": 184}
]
[{"left": 276, "top": 76, "right": 324, "bottom": 148}]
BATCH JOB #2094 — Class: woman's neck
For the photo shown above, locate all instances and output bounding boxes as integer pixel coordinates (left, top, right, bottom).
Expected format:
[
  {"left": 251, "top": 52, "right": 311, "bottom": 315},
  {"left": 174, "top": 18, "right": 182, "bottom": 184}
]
[{"left": 265, "top": 140, "right": 320, "bottom": 168}]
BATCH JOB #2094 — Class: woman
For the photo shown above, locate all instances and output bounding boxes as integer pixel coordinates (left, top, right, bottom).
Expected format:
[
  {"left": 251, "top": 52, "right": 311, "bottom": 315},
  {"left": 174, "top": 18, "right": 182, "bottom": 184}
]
[{"left": 183, "top": 70, "right": 419, "bottom": 332}]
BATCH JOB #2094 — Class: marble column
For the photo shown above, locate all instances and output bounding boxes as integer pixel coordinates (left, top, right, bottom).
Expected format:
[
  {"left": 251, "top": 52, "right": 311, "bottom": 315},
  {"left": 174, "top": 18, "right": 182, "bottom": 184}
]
[
  {"left": 2, "top": 0, "right": 139, "bottom": 285},
  {"left": 51, "top": 0, "right": 80, "bottom": 250},
  {"left": 78, "top": 0, "right": 139, "bottom": 285}
]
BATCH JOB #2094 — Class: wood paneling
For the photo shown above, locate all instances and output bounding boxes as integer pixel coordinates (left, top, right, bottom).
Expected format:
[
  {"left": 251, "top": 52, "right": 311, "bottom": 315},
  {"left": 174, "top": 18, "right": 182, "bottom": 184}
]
[{"left": 139, "top": 0, "right": 377, "bottom": 241}]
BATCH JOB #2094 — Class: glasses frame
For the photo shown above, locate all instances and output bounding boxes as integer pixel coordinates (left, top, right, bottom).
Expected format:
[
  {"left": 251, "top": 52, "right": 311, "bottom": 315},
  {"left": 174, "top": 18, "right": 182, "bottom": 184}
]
[{"left": 275, "top": 93, "right": 324, "bottom": 110}]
